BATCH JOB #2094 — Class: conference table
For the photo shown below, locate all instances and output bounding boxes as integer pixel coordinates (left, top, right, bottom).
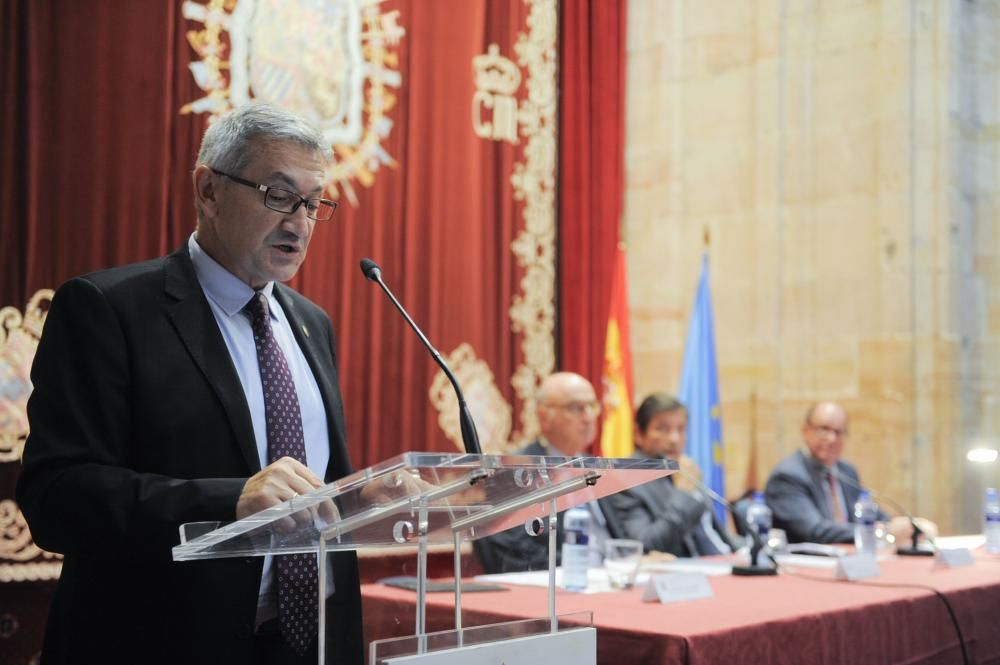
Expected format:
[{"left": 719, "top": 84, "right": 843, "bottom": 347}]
[{"left": 361, "top": 545, "right": 1000, "bottom": 665}]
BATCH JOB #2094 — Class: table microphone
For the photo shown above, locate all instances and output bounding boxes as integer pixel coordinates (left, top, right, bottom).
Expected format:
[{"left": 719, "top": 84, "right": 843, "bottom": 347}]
[
  {"left": 826, "top": 465, "right": 935, "bottom": 557},
  {"left": 359, "top": 258, "right": 482, "bottom": 455},
  {"left": 676, "top": 470, "right": 778, "bottom": 576}
]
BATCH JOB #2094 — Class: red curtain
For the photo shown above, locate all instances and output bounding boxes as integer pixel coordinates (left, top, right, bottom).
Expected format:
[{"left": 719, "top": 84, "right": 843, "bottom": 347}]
[
  {"left": 1, "top": 1, "right": 559, "bottom": 661},
  {"left": 0, "top": 0, "right": 537, "bottom": 468},
  {"left": 2, "top": 0, "right": 626, "bottom": 660},
  {"left": 557, "top": 0, "right": 627, "bottom": 403}
]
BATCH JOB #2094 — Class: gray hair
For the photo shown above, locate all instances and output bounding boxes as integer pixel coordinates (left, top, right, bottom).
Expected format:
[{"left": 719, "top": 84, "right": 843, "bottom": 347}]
[{"left": 195, "top": 103, "right": 332, "bottom": 174}]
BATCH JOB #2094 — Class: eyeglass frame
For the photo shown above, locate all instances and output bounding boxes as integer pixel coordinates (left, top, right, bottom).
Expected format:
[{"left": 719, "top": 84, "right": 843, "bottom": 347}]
[
  {"left": 541, "top": 400, "right": 602, "bottom": 417},
  {"left": 806, "top": 421, "right": 848, "bottom": 438},
  {"left": 210, "top": 168, "right": 339, "bottom": 221}
]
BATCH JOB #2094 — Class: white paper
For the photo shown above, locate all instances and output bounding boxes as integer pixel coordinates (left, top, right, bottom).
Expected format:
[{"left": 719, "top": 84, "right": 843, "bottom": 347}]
[
  {"left": 934, "top": 535, "right": 986, "bottom": 551},
  {"left": 475, "top": 567, "right": 623, "bottom": 594},
  {"left": 639, "top": 559, "right": 734, "bottom": 576},
  {"left": 773, "top": 553, "right": 840, "bottom": 569}
]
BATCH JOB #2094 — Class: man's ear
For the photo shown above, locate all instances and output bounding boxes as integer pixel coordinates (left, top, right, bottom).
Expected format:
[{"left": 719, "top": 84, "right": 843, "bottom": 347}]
[{"left": 193, "top": 165, "right": 219, "bottom": 218}]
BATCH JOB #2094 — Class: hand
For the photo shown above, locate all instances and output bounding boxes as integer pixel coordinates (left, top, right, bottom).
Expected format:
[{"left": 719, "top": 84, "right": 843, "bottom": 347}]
[
  {"left": 236, "top": 456, "right": 324, "bottom": 520},
  {"left": 887, "top": 515, "right": 939, "bottom": 545},
  {"left": 674, "top": 455, "right": 703, "bottom": 494},
  {"left": 913, "top": 517, "right": 938, "bottom": 541}
]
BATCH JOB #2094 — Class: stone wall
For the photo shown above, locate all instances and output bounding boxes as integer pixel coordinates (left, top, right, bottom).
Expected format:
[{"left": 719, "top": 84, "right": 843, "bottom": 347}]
[{"left": 624, "top": 0, "right": 1000, "bottom": 533}]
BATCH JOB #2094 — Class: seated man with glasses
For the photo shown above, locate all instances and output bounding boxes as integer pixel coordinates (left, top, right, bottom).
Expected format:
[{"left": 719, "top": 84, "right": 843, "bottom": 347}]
[
  {"left": 764, "top": 401, "right": 936, "bottom": 545},
  {"left": 474, "top": 372, "right": 626, "bottom": 574},
  {"left": 606, "top": 393, "right": 742, "bottom": 557}
]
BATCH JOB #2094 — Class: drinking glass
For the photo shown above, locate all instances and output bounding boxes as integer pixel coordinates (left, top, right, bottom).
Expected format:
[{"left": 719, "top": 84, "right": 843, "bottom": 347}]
[{"left": 604, "top": 538, "right": 643, "bottom": 589}]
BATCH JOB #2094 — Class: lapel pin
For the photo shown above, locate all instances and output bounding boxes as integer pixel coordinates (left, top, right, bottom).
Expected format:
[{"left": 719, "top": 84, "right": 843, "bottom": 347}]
[{"left": 302, "top": 324, "right": 310, "bottom": 338}]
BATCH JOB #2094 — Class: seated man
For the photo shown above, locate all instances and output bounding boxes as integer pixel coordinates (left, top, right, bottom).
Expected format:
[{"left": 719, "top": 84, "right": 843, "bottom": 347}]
[
  {"left": 607, "top": 393, "right": 741, "bottom": 557},
  {"left": 765, "top": 401, "right": 936, "bottom": 545},
  {"left": 474, "top": 372, "right": 623, "bottom": 573}
]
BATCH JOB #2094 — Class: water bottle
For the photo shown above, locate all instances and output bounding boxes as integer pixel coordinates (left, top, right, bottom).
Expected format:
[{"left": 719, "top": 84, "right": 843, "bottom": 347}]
[
  {"left": 853, "top": 491, "right": 878, "bottom": 558},
  {"left": 561, "top": 506, "right": 591, "bottom": 591},
  {"left": 984, "top": 488, "right": 1000, "bottom": 554},
  {"left": 744, "top": 491, "right": 773, "bottom": 566}
]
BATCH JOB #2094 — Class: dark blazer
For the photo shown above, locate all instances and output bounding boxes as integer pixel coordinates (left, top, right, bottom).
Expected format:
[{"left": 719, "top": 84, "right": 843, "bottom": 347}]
[
  {"left": 473, "top": 441, "right": 624, "bottom": 574},
  {"left": 606, "top": 452, "right": 741, "bottom": 557},
  {"left": 16, "top": 247, "right": 362, "bottom": 665},
  {"left": 764, "top": 449, "right": 865, "bottom": 544}
]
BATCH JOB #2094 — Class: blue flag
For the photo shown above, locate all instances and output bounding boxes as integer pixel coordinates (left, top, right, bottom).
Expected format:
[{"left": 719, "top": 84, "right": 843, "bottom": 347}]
[{"left": 678, "top": 255, "right": 725, "bottom": 523}]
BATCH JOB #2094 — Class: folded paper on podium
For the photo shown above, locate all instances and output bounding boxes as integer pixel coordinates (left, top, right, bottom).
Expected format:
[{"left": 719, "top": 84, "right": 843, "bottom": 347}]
[{"left": 173, "top": 452, "right": 677, "bottom": 664}]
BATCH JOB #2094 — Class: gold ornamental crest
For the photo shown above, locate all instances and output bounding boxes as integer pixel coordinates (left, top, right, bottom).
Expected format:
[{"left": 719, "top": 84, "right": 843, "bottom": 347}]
[
  {"left": 181, "top": 0, "right": 404, "bottom": 206},
  {"left": 0, "top": 289, "right": 53, "bottom": 463}
]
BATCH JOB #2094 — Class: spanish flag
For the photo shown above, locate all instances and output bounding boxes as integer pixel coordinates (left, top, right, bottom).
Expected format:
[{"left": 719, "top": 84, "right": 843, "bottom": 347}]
[{"left": 600, "top": 245, "right": 634, "bottom": 458}]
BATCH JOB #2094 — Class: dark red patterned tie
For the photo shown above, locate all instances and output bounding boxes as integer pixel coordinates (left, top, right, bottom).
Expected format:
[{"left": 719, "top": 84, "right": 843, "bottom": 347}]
[{"left": 245, "top": 292, "right": 318, "bottom": 655}]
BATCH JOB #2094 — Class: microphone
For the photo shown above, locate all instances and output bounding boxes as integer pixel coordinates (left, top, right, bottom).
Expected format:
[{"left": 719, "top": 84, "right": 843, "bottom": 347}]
[
  {"left": 359, "top": 258, "right": 482, "bottom": 455},
  {"left": 676, "top": 470, "right": 778, "bottom": 576},
  {"left": 826, "top": 465, "right": 935, "bottom": 557}
]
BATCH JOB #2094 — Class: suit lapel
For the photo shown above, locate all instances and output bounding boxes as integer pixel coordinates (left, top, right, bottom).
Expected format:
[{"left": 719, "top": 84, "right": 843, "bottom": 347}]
[
  {"left": 836, "top": 462, "right": 860, "bottom": 515},
  {"left": 163, "top": 249, "right": 261, "bottom": 473},
  {"left": 801, "top": 451, "right": 834, "bottom": 520}
]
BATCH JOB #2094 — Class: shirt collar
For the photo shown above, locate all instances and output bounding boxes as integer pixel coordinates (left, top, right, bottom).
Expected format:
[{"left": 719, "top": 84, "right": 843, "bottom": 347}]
[
  {"left": 538, "top": 437, "right": 567, "bottom": 457},
  {"left": 802, "top": 448, "right": 834, "bottom": 472},
  {"left": 188, "top": 234, "right": 277, "bottom": 320}
]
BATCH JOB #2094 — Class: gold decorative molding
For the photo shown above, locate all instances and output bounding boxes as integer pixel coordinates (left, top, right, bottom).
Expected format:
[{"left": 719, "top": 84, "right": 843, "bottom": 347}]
[
  {"left": 0, "top": 562, "right": 63, "bottom": 583},
  {"left": 451, "top": 0, "right": 557, "bottom": 451},
  {"left": 507, "top": 0, "right": 558, "bottom": 446},
  {"left": 472, "top": 44, "right": 522, "bottom": 144},
  {"left": 429, "top": 344, "right": 513, "bottom": 454},
  {"left": 180, "top": 0, "right": 405, "bottom": 206},
  {"left": 1, "top": 291, "right": 62, "bottom": 582},
  {"left": 0, "top": 500, "right": 62, "bottom": 582},
  {"left": 1, "top": 289, "right": 53, "bottom": 462}
]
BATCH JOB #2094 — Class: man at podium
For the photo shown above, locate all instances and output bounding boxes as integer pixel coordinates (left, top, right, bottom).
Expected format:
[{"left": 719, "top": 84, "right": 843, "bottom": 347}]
[{"left": 17, "top": 104, "right": 362, "bottom": 665}]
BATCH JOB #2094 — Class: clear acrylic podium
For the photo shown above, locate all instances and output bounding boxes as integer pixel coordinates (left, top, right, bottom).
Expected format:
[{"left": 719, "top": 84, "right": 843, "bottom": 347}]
[{"left": 173, "top": 452, "right": 677, "bottom": 664}]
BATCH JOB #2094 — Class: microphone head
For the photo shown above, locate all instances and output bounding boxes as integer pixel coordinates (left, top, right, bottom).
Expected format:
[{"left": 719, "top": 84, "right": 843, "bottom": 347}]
[{"left": 359, "top": 258, "right": 382, "bottom": 282}]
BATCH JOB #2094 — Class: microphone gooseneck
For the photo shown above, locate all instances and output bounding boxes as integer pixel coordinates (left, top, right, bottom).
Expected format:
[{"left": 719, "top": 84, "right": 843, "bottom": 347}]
[
  {"left": 826, "top": 465, "right": 936, "bottom": 556},
  {"left": 676, "top": 469, "right": 778, "bottom": 576},
  {"left": 358, "top": 258, "right": 482, "bottom": 455}
]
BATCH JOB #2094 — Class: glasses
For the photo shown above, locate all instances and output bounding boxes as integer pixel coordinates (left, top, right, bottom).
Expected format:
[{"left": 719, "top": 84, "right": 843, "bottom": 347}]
[
  {"left": 211, "top": 168, "right": 338, "bottom": 221},
  {"left": 808, "top": 422, "right": 848, "bottom": 438},
  {"left": 543, "top": 400, "right": 602, "bottom": 417}
]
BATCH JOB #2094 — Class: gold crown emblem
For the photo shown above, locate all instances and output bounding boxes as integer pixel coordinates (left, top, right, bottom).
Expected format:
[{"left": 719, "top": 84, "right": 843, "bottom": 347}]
[{"left": 473, "top": 44, "right": 521, "bottom": 96}]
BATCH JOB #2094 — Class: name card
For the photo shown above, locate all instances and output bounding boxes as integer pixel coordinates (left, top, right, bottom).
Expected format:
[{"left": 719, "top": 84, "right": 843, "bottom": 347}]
[
  {"left": 835, "top": 554, "right": 880, "bottom": 581},
  {"left": 935, "top": 547, "right": 975, "bottom": 569},
  {"left": 642, "top": 573, "right": 714, "bottom": 604}
]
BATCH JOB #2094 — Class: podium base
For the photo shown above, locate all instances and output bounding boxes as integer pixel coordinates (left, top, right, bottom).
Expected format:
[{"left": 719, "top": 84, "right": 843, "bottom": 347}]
[{"left": 731, "top": 564, "right": 778, "bottom": 576}]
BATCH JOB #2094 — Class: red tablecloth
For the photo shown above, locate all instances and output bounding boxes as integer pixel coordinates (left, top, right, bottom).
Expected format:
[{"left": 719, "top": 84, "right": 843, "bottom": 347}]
[{"left": 362, "top": 552, "right": 1000, "bottom": 665}]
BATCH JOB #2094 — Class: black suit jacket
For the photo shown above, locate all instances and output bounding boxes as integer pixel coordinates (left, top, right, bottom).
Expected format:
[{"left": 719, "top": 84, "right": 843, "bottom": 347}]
[
  {"left": 606, "top": 452, "right": 741, "bottom": 557},
  {"left": 17, "top": 247, "right": 362, "bottom": 665},
  {"left": 764, "top": 450, "right": 868, "bottom": 544},
  {"left": 473, "top": 441, "right": 624, "bottom": 574}
]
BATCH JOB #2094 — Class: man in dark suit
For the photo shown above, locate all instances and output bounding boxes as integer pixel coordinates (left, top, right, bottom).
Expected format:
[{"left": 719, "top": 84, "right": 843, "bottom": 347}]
[
  {"left": 17, "top": 104, "right": 361, "bottom": 665},
  {"left": 607, "top": 393, "right": 741, "bottom": 557},
  {"left": 474, "top": 372, "right": 624, "bottom": 573},
  {"left": 765, "top": 401, "right": 936, "bottom": 545}
]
